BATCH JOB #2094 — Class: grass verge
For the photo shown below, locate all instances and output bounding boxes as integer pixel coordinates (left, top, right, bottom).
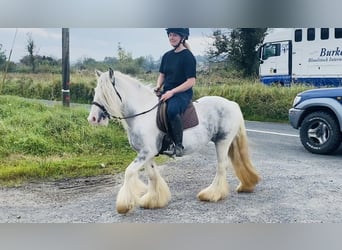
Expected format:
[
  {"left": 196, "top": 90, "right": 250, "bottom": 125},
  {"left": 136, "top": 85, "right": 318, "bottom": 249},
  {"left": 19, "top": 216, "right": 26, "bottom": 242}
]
[{"left": 0, "top": 95, "right": 138, "bottom": 186}]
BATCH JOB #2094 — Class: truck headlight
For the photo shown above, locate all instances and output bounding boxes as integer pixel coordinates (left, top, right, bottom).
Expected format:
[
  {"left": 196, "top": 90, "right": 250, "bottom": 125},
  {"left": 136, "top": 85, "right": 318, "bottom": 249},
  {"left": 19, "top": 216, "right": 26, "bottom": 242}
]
[{"left": 292, "top": 95, "right": 302, "bottom": 107}]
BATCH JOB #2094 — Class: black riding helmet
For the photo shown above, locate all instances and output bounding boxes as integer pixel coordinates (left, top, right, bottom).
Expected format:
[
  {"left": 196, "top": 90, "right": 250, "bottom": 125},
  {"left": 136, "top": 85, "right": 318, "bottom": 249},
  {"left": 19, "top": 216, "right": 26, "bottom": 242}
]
[
  {"left": 166, "top": 28, "right": 190, "bottom": 50},
  {"left": 166, "top": 28, "right": 190, "bottom": 40}
]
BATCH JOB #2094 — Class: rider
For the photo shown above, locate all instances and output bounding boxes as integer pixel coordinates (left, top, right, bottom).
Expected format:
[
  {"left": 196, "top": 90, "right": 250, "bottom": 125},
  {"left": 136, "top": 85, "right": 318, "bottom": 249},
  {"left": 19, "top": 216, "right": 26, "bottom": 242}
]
[{"left": 155, "top": 28, "right": 197, "bottom": 157}]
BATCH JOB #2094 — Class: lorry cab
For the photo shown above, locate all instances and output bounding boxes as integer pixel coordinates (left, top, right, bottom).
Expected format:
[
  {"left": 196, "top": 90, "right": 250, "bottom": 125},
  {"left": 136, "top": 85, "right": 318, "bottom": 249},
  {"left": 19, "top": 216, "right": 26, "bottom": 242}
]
[
  {"left": 259, "top": 29, "right": 293, "bottom": 86},
  {"left": 259, "top": 28, "right": 342, "bottom": 87}
]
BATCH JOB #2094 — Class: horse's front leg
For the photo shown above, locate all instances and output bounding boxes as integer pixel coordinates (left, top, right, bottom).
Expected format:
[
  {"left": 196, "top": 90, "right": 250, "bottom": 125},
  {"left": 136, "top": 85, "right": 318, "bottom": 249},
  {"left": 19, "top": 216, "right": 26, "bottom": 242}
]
[
  {"left": 140, "top": 160, "right": 171, "bottom": 209},
  {"left": 116, "top": 153, "right": 150, "bottom": 214}
]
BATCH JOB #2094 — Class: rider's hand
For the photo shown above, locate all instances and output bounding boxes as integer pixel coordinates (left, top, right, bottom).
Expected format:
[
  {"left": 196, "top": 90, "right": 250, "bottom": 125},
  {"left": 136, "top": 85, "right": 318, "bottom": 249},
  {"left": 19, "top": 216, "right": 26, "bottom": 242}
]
[
  {"left": 160, "top": 90, "right": 174, "bottom": 102},
  {"left": 154, "top": 87, "right": 162, "bottom": 97}
]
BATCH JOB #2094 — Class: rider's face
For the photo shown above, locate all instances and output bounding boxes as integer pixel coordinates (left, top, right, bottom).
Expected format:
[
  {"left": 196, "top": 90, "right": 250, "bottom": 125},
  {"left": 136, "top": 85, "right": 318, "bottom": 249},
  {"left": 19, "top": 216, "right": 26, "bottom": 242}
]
[{"left": 168, "top": 32, "right": 182, "bottom": 47}]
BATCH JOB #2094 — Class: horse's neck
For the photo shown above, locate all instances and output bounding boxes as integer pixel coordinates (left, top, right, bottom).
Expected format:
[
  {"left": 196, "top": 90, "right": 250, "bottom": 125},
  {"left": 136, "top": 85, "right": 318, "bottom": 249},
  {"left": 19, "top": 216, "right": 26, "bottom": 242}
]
[
  {"left": 116, "top": 74, "right": 157, "bottom": 116},
  {"left": 115, "top": 73, "right": 158, "bottom": 130}
]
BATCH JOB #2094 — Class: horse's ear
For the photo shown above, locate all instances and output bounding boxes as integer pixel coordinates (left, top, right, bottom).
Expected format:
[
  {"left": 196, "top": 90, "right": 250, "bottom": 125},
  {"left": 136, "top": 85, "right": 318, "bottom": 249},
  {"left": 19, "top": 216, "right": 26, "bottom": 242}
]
[
  {"left": 95, "top": 69, "right": 102, "bottom": 77},
  {"left": 109, "top": 68, "right": 114, "bottom": 79}
]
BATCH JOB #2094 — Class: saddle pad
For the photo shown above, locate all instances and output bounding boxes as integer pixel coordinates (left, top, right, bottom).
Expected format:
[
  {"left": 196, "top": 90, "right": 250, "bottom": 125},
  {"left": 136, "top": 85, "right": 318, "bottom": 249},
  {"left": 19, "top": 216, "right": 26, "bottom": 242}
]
[{"left": 156, "top": 102, "right": 199, "bottom": 133}]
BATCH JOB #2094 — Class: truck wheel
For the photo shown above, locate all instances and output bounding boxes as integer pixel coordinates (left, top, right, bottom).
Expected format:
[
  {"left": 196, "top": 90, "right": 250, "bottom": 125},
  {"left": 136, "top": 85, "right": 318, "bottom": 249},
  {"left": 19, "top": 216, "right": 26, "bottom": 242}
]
[{"left": 300, "top": 111, "right": 342, "bottom": 154}]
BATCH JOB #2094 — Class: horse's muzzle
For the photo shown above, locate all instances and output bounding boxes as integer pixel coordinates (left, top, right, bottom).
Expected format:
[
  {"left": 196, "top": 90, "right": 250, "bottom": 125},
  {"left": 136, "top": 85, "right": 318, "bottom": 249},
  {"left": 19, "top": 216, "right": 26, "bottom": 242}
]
[{"left": 87, "top": 112, "right": 109, "bottom": 126}]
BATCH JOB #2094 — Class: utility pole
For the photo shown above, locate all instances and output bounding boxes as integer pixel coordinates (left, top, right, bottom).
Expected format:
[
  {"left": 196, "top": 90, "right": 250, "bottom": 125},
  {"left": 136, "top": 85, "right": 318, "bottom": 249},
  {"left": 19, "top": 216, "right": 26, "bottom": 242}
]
[{"left": 62, "top": 28, "right": 70, "bottom": 107}]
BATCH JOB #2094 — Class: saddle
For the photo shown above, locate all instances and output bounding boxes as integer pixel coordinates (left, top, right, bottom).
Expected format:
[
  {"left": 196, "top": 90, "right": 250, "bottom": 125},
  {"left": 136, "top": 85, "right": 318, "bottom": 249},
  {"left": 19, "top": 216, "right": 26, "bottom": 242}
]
[
  {"left": 156, "top": 101, "right": 199, "bottom": 156},
  {"left": 156, "top": 101, "right": 199, "bottom": 133}
]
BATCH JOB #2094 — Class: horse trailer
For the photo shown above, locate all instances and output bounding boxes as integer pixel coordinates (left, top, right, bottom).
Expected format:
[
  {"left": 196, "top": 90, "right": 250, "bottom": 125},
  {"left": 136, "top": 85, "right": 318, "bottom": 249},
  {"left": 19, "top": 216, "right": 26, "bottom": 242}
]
[{"left": 259, "top": 28, "right": 342, "bottom": 87}]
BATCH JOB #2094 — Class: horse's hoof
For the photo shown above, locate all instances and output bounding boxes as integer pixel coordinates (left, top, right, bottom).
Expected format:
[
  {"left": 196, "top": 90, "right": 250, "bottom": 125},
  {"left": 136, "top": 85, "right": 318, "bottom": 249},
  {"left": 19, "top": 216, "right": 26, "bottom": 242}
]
[
  {"left": 116, "top": 204, "right": 133, "bottom": 214},
  {"left": 197, "top": 193, "right": 212, "bottom": 202},
  {"left": 236, "top": 183, "right": 254, "bottom": 193},
  {"left": 197, "top": 191, "right": 223, "bottom": 202}
]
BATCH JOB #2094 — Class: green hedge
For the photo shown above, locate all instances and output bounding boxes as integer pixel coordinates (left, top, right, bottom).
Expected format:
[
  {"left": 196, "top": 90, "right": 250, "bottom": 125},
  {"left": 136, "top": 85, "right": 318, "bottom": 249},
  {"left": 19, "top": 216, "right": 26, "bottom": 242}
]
[
  {"left": 194, "top": 83, "right": 311, "bottom": 122},
  {"left": 1, "top": 73, "right": 95, "bottom": 103},
  {"left": 1, "top": 73, "right": 313, "bottom": 122}
]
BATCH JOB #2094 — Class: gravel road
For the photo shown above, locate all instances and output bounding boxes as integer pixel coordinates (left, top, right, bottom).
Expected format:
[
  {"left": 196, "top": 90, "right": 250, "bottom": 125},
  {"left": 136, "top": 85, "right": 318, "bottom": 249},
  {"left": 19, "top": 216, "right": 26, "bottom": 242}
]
[{"left": 1, "top": 121, "right": 342, "bottom": 223}]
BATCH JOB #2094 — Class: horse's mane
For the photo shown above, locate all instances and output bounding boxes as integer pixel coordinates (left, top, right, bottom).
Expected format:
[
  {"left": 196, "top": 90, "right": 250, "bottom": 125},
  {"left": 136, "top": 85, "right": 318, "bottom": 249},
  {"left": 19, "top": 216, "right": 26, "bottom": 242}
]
[
  {"left": 115, "top": 71, "right": 154, "bottom": 90},
  {"left": 97, "top": 70, "right": 158, "bottom": 124},
  {"left": 114, "top": 71, "right": 156, "bottom": 103}
]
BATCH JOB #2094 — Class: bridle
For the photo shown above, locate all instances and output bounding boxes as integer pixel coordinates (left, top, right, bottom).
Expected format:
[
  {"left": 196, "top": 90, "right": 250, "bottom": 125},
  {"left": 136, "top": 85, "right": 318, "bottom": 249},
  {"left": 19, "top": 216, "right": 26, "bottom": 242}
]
[{"left": 92, "top": 75, "right": 161, "bottom": 121}]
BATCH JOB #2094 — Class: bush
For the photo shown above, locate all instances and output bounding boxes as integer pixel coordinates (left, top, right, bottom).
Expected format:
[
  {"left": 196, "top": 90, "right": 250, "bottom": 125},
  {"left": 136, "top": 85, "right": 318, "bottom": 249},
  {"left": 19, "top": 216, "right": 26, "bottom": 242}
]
[
  {"left": 1, "top": 73, "right": 96, "bottom": 103},
  {"left": 1, "top": 72, "right": 313, "bottom": 122},
  {"left": 116, "top": 61, "right": 143, "bottom": 75},
  {"left": 194, "top": 83, "right": 311, "bottom": 122}
]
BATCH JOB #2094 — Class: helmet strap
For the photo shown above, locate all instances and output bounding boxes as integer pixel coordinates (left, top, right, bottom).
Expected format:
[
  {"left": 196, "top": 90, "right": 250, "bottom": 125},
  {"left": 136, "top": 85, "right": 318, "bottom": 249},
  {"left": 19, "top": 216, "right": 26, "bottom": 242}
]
[{"left": 173, "top": 38, "right": 185, "bottom": 50}]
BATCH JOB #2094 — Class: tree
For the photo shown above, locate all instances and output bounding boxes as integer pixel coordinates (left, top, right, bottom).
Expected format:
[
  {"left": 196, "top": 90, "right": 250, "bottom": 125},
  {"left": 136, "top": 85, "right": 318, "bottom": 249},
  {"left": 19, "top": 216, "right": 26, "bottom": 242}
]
[
  {"left": 142, "top": 55, "right": 157, "bottom": 72},
  {"left": 103, "top": 56, "right": 118, "bottom": 65},
  {"left": 0, "top": 44, "right": 6, "bottom": 93},
  {"left": 26, "top": 32, "right": 37, "bottom": 73},
  {"left": 0, "top": 44, "right": 17, "bottom": 73},
  {"left": 207, "top": 29, "right": 230, "bottom": 62},
  {"left": 207, "top": 28, "right": 267, "bottom": 77},
  {"left": 232, "top": 28, "right": 267, "bottom": 76},
  {"left": 116, "top": 43, "right": 144, "bottom": 75},
  {"left": 117, "top": 42, "right": 132, "bottom": 63},
  {"left": 0, "top": 44, "right": 6, "bottom": 69}
]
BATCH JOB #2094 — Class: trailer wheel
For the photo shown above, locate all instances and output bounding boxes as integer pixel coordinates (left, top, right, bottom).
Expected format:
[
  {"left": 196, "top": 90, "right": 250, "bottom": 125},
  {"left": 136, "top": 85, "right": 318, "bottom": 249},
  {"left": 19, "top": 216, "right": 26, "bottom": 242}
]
[{"left": 300, "top": 111, "right": 342, "bottom": 154}]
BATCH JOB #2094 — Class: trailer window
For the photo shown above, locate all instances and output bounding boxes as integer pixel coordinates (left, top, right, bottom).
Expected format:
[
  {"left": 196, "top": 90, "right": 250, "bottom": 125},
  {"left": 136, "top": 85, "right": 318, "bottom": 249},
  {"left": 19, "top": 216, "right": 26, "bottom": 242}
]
[
  {"left": 335, "top": 28, "right": 342, "bottom": 38},
  {"left": 321, "top": 28, "right": 329, "bottom": 40},
  {"left": 307, "top": 28, "right": 315, "bottom": 41},
  {"left": 262, "top": 43, "right": 280, "bottom": 60},
  {"left": 295, "top": 29, "right": 302, "bottom": 42}
]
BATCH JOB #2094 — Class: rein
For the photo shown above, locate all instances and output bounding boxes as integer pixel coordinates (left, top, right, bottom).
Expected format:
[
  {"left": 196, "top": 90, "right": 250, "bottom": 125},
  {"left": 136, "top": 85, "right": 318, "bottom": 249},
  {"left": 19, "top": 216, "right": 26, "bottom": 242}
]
[
  {"left": 92, "top": 100, "right": 161, "bottom": 120},
  {"left": 92, "top": 74, "right": 162, "bottom": 120}
]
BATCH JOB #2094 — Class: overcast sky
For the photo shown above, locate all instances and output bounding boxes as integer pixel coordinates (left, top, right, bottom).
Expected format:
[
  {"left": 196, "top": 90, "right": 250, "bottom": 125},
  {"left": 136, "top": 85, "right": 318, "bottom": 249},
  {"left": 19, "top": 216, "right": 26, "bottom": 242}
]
[{"left": 0, "top": 28, "right": 215, "bottom": 63}]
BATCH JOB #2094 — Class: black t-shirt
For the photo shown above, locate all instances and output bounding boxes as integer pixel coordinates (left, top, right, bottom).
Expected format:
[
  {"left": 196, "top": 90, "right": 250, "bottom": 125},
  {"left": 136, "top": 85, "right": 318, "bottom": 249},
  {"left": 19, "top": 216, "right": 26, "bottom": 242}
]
[{"left": 159, "top": 49, "right": 196, "bottom": 98}]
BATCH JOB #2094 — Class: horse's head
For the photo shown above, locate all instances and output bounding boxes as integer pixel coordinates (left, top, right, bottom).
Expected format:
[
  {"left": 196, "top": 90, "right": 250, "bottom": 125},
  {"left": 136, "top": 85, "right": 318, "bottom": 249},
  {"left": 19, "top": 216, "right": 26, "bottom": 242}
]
[
  {"left": 88, "top": 68, "right": 159, "bottom": 128},
  {"left": 87, "top": 68, "right": 118, "bottom": 126}
]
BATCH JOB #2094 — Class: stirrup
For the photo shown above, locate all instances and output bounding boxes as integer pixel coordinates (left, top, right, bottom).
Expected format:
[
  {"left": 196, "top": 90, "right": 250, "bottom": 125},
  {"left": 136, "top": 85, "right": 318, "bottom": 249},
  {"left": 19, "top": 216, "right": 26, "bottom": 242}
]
[
  {"left": 162, "top": 143, "right": 184, "bottom": 157},
  {"left": 162, "top": 143, "right": 176, "bottom": 157}
]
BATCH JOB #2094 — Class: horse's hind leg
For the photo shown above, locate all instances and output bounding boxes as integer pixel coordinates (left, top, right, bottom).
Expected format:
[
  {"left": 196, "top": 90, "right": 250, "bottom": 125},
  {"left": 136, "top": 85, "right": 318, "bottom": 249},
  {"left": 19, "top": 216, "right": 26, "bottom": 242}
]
[
  {"left": 197, "top": 140, "right": 230, "bottom": 202},
  {"left": 139, "top": 160, "right": 171, "bottom": 209}
]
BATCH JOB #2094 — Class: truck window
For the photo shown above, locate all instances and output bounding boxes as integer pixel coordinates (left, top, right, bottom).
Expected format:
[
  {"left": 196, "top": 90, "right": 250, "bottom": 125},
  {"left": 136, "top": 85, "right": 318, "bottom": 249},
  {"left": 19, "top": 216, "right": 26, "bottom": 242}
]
[
  {"left": 295, "top": 29, "right": 302, "bottom": 42},
  {"left": 307, "top": 28, "right": 315, "bottom": 41},
  {"left": 321, "top": 28, "right": 329, "bottom": 40},
  {"left": 335, "top": 28, "right": 342, "bottom": 38},
  {"left": 262, "top": 43, "right": 280, "bottom": 60}
]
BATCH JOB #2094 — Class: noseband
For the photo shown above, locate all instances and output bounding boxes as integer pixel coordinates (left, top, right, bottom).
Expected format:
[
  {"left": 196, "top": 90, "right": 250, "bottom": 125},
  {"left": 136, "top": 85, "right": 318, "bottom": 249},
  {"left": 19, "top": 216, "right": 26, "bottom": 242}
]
[{"left": 92, "top": 101, "right": 111, "bottom": 121}]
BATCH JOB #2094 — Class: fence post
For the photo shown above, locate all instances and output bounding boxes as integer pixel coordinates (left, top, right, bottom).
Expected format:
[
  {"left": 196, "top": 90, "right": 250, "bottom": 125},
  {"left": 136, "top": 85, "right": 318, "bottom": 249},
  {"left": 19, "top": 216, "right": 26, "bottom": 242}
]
[{"left": 62, "top": 28, "right": 70, "bottom": 107}]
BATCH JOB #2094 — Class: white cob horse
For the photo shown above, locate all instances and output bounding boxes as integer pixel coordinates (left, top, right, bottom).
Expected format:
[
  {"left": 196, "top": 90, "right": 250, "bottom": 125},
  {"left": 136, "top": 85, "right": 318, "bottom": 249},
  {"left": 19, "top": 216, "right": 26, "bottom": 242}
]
[{"left": 88, "top": 68, "right": 260, "bottom": 214}]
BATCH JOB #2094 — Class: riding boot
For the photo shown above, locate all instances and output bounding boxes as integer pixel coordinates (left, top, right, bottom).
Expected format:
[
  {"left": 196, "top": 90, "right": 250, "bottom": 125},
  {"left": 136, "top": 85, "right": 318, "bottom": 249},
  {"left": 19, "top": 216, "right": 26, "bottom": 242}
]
[{"left": 163, "top": 114, "right": 184, "bottom": 157}]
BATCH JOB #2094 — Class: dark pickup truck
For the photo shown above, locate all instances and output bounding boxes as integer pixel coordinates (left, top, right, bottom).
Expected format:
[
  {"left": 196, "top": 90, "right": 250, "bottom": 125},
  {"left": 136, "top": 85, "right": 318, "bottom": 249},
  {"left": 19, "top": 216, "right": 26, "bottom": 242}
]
[{"left": 289, "top": 87, "right": 342, "bottom": 154}]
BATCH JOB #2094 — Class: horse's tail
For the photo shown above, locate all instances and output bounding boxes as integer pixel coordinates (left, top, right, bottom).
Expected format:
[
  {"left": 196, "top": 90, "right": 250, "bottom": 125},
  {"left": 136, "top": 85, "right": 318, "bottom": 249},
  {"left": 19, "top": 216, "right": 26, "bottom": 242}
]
[{"left": 228, "top": 118, "right": 261, "bottom": 192}]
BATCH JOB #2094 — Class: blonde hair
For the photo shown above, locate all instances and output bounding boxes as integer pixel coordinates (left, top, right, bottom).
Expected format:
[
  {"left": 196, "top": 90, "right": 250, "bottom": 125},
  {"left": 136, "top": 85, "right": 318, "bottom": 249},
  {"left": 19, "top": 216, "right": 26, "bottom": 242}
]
[{"left": 183, "top": 41, "right": 191, "bottom": 51}]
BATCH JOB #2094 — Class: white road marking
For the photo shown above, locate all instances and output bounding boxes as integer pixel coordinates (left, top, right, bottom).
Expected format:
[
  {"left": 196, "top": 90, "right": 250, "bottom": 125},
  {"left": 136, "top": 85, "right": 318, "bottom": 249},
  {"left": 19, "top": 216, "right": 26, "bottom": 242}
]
[{"left": 246, "top": 129, "right": 299, "bottom": 137}]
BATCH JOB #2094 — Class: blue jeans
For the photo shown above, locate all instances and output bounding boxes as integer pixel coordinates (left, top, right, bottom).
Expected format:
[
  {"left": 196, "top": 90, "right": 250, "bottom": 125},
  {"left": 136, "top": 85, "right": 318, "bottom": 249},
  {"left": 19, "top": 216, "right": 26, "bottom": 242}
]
[{"left": 166, "top": 93, "right": 191, "bottom": 119}]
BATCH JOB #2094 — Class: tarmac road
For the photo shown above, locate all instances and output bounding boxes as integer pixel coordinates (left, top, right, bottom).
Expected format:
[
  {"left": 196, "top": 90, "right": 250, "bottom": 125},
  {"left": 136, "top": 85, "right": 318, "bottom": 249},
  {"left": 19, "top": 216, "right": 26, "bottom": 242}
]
[{"left": 1, "top": 121, "right": 341, "bottom": 222}]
